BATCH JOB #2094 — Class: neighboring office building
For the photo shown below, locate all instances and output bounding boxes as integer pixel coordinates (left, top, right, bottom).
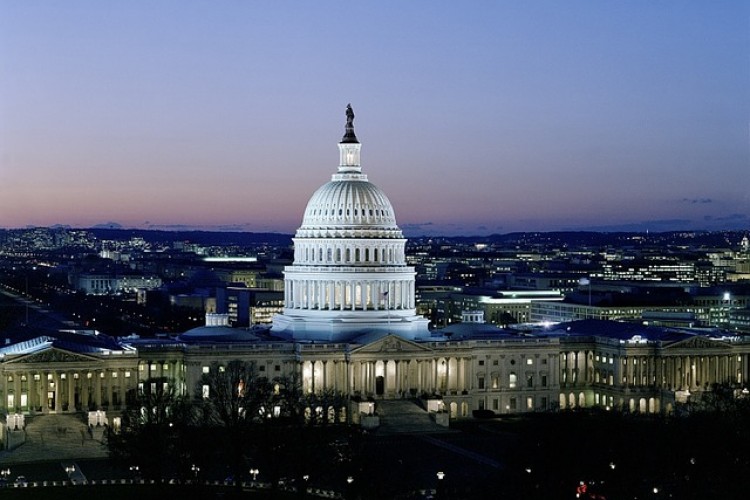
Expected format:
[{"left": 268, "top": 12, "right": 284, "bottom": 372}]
[
  {"left": 215, "top": 286, "right": 284, "bottom": 326},
  {"left": 74, "top": 273, "right": 162, "bottom": 295}
]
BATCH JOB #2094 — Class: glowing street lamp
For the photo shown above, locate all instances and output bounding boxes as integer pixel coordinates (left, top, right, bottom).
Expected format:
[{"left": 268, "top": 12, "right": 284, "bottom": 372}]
[
  {"left": 191, "top": 464, "right": 200, "bottom": 480},
  {"left": 249, "top": 468, "right": 259, "bottom": 481}
]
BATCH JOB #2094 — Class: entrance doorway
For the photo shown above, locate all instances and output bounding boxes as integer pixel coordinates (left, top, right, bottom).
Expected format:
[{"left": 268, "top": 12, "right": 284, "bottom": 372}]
[{"left": 375, "top": 376, "right": 384, "bottom": 395}]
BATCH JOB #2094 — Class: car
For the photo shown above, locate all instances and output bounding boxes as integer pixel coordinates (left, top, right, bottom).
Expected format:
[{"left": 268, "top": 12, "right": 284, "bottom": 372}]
[{"left": 14, "top": 476, "right": 28, "bottom": 487}]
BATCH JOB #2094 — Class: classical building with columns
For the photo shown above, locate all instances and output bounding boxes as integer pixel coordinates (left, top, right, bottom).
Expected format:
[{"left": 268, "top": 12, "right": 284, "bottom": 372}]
[{"left": 2, "top": 107, "right": 750, "bottom": 439}]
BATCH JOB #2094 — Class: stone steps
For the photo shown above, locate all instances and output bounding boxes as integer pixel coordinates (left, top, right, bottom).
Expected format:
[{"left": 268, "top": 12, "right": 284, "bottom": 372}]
[
  {"left": 0, "top": 414, "right": 108, "bottom": 464},
  {"left": 375, "top": 399, "right": 451, "bottom": 435}
]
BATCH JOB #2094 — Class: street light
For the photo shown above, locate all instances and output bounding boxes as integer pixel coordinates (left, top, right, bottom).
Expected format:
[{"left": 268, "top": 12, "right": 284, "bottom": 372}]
[
  {"left": 0, "top": 468, "right": 10, "bottom": 481},
  {"left": 191, "top": 464, "right": 200, "bottom": 480},
  {"left": 436, "top": 471, "right": 446, "bottom": 499},
  {"left": 249, "top": 468, "right": 259, "bottom": 481}
]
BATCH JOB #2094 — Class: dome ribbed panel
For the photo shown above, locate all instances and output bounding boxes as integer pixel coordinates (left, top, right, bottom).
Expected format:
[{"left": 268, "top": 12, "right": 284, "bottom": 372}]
[{"left": 297, "top": 177, "right": 403, "bottom": 239}]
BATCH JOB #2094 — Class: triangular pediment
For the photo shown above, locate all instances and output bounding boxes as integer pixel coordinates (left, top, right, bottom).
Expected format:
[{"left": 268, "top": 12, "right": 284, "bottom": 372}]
[
  {"left": 353, "top": 334, "right": 431, "bottom": 355},
  {"left": 665, "top": 335, "right": 731, "bottom": 350},
  {"left": 13, "top": 347, "right": 103, "bottom": 364}
]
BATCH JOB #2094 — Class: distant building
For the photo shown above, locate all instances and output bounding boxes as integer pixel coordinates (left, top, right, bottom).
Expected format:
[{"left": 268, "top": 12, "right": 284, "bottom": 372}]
[{"left": 74, "top": 273, "right": 162, "bottom": 295}]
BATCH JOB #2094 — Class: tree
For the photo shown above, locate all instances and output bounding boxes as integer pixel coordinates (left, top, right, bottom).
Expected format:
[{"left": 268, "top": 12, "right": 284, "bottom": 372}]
[
  {"left": 197, "top": 360, "right": 276, "bottom": 488},
  {"left": 107, "top": 377, "right": 196, "bottom": 482}
]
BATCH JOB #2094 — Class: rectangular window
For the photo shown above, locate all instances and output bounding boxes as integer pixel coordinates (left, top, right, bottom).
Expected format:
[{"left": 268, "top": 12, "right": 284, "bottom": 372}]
[
  {"left": 275, "top": 365, "right": 281, "bottom": 371},
  {"left": 541, "top": 397, "right": 547, "bottom": 409},
  {"left": 541, "top": 375, "right": 547, "bottom": 387},
  {"left": 527, "top": 375, "right": 533, "bottom": 388},
  {"left": 478, "top": 360, "right": 485, "bottom": 366},
  {"left": 259, "top": 366, "right": 266, "bottom": 372},
  {"left": 509, "top": 397, "right": 517, "bottom": 411},
  {"left": 526, "top": 359, "right": 533, "bottom": 366},
  {"left": 493, "top": 360, "right": 499, "bottom": 366},
  {"left": 492, "top": 399, "right": 499, "bottom": 410},
  {"left": 202, "top": 366, "right": 210, "bottom": 374},
  {"left": 526, "top": 397, "right": 533, "bottom": 410},
  {"left": 509, "top": 373, "right": 517, "bottom": 389},
  {"left": 478, "top": 377, "right": 485, "bottom": 389},
  {"left": 202, "top": 385, "right": 210, "bottom": 398}
]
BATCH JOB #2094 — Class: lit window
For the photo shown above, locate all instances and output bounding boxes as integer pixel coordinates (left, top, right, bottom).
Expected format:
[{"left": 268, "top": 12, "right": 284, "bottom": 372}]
[
  {"left": 526, "top": 359, "right": 533, "bottom": 366},
  {"left": 125, "top": 371, "right": 131, "bottom": 378},
  {"left": 509, "top": 373, "right": 517, "bottom": 389},
  {"left": 34, "top": 374, "right": 40, "bottom": 381},
  {"left": 202, "top": 366, "right": 210, "bottom": 374},
  {"left": 219, "top": 366, "right": 225, "bottom": 373},
  {"left": 202, "top": 385, "right": 209, "bottom": 398},
  {"left": 112, "top": 372, "right": 117, "bottom": 378},
  {"left": 526, "top": 397, "right": 533, "bottom": 410}
]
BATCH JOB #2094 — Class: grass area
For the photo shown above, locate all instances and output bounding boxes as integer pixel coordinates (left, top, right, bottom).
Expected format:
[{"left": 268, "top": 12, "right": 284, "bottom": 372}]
[{"left": 1, "top": 483, "right": 298, "bottom": 500}]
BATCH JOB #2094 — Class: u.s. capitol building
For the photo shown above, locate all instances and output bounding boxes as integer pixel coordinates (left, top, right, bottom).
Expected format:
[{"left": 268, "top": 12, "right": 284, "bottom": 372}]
[{"left": 2, "top": 107, "right": 750, "bottom": 436}]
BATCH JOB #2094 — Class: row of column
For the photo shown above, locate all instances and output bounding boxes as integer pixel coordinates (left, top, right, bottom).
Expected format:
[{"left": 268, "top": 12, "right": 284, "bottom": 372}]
[
  {"left": 2, "top": 368, "right": 138, "bottom": 413},
  {"left": 285, "top": 279, "right": 415, "bottom": 310},
  {"left": 295, "top": 242, "right": 404, "bottom": 266},
  {"left": 590, "top": 353, "right": 750, "bottom": 391}
]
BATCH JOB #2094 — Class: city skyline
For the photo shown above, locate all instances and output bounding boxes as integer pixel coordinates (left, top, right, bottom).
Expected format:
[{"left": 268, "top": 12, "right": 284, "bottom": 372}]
[{"left": 1, "top": 1, "right": 748, "bottom": 236}]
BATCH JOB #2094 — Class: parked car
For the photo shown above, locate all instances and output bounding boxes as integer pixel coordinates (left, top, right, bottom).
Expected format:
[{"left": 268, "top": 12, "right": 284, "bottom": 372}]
[{"left": 14, "top": 476, "right": 28, "bottom": 487}]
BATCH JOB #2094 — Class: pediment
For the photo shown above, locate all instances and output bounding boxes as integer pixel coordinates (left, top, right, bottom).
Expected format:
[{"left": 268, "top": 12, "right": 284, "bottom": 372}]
[
  {"left": 665, "top": 335, "right": 730, "bottom": 351},
  {"left": 353, "top": 334, "right": 431, "bottom": 355},
  {"left": 14, "top": 348, "right": 102, "bottom": 364}
]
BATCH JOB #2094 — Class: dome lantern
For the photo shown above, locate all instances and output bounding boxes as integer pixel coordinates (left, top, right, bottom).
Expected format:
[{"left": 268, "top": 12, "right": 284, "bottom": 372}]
[{"left": 338, "top": 104, "right": 361, "bottom": 173}]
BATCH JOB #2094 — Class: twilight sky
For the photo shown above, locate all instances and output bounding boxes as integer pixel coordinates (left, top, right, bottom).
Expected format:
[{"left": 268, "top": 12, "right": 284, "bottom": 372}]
[{"left": 1, "top": 1, "right": 748, "bottom": 236}]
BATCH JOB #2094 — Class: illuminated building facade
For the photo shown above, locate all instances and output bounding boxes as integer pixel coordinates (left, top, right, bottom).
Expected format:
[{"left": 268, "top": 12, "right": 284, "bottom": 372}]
[{"left": 2, "top": 107, "right": 750, "bottom": 443}]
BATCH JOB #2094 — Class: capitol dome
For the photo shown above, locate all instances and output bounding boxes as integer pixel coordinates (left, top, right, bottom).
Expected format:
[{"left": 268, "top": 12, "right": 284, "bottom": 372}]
[
  {"left": 297, "top": 174, "right": 402, "bottom": 239},
  {"left": 271, "top": 105, "right": 429, "bottom": 342}
]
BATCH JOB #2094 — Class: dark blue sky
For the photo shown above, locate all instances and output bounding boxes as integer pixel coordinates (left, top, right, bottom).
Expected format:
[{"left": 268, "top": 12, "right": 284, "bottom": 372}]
[{"left": 1, "top": 1, "right": 748, "bottom": 235}]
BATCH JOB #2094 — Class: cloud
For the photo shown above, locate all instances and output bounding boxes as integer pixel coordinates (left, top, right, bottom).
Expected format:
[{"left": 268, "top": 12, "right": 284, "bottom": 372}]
[
  {"left": 681, "top": 198, "right": 713, "bottom": 204},
  {"left": 714, "top": 213, "right": 748, "bottom": 222}
]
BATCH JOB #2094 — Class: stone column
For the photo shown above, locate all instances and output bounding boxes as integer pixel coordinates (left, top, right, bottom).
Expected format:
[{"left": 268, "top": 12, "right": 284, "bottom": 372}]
[
  {"left": 54, "top": 371, "right": 62, "bottom": 412},
  {"left": 95, "top": 371, "right": 102, "bottom": 407},
  {"left": 68, "top": 372, "right": 75, "bottom": 411}
]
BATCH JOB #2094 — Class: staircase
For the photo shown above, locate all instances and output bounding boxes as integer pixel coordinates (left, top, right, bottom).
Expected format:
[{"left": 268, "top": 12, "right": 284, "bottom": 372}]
[
  {"left": 0, "top": 414, "right": 108, "bottom": 464},
  {"left": 375, "top": 399, "right": 452, "bottom": 435}
]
